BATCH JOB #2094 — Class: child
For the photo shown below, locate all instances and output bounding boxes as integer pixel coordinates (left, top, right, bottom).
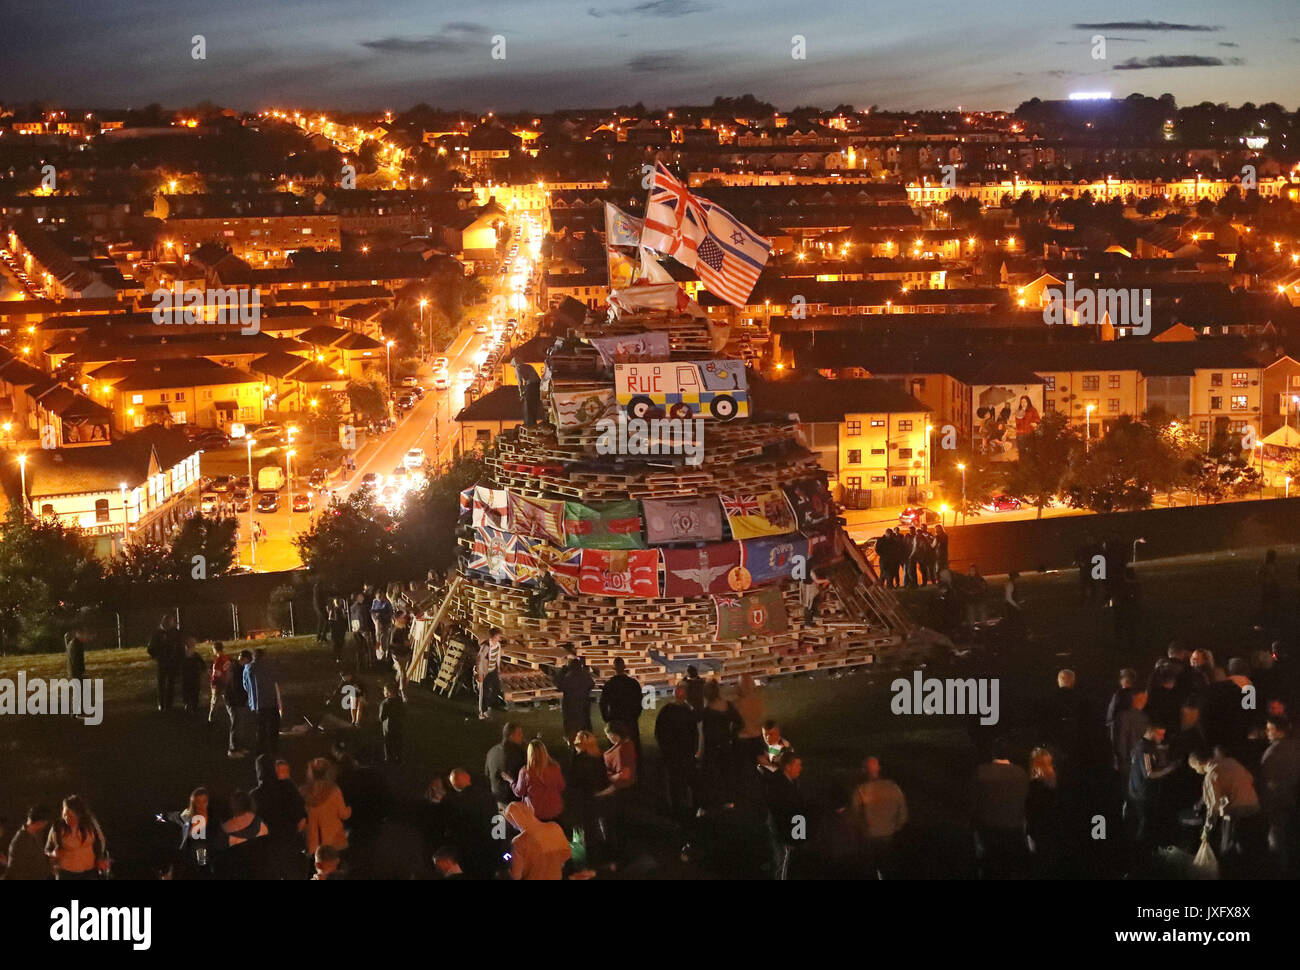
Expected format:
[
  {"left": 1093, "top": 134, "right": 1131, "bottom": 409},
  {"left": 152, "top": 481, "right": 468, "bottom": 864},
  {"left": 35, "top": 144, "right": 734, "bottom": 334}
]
[
  {"left": 181, "top": 639, "right": 205, "bottom": 713},
  {"left": 379, "top": 684, "right": 404, "bottom": 764}
]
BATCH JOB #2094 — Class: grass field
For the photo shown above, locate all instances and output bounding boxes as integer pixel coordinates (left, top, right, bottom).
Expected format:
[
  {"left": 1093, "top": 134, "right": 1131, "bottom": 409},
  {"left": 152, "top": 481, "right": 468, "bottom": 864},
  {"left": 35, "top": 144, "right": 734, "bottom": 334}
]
[{"left": 1, "top": 542, "right": 1294, "bottom": 878}]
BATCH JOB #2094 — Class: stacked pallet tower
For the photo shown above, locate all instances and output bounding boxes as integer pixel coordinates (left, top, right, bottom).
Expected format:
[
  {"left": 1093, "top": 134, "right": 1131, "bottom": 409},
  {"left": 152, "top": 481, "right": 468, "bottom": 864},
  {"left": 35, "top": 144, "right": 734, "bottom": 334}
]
[{"left": 420, "top": 307, "right": 917, "bottom": 704}]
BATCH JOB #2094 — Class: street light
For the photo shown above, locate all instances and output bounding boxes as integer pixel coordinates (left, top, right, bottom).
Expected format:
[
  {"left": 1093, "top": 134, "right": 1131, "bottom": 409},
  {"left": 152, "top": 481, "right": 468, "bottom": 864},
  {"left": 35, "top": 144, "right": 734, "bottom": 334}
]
[
  {"left": 1132, "top": 537, "right": 1147, "bottom": 564},
  {"left": 419, "top": 298, "right": 430, "bottom": 354},
  {"left": 385, "top": 339, "right": 394, "bottom": 390},
  {"left": 1085, "top": 404, "right": 1095, "bottom": 454},
  {"left": 286, "top": 448, "right": 296, "bottom": 534},
  {"left": 17, "top": 452, "right": 27, "bottom": 518},
  {"left": 1287, "top": 475, "right": 1292, "bottom": 499},
  {"left": 119, "top": 483, "right": 128, "bottom": 546},
  {"left": 245, "top": 438, "right": 256, "bottom": 568},
  {"left": 957, "top": 462, "right": 967, "bottom": 525}
]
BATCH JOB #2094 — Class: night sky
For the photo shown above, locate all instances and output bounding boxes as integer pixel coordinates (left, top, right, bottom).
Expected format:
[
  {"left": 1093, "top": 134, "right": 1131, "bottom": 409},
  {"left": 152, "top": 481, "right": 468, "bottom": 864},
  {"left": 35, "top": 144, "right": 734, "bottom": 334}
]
[{"left": 1, "top": 0, "right": 1297, "bottom": 111}]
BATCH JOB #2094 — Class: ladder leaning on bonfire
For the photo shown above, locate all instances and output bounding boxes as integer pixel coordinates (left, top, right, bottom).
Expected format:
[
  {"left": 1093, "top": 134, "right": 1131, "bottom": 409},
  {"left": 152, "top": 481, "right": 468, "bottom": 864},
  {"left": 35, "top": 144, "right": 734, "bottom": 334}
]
[
  {"left": 406, "top": 574, "right": 464, "bottom": 686},
  {"left": 828, "top": 526, "right": 914, "bottom": 637}
]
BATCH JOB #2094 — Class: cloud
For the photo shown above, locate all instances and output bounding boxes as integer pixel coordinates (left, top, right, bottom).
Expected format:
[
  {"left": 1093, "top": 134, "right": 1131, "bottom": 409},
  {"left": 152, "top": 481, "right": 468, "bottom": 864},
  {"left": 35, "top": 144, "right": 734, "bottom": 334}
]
[
  {"left": 1073, "top": 21, "right": 1220, "bottom": 32},
  {"left": 628, "top": 51, "right": 692, "bottom": 72},
  {"left": 1217, "top": 42, "right": 1239, "bottom": 48},
  {"left": 360, "top": 23, "right": 486, "bottom": 55},
  {"left": 1113, "top": 54, "right": 1243, "bottom": 70},
  {"left": 591, "top": 0, "right": 712, "bottom": 17}
]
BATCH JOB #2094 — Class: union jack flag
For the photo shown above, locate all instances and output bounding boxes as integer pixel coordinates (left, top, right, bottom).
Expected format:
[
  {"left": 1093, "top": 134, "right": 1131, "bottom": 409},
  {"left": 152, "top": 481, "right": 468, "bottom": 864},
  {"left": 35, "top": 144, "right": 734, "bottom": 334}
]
[{"left": 721, "top": 494, "right": 761, "bottom": 517}]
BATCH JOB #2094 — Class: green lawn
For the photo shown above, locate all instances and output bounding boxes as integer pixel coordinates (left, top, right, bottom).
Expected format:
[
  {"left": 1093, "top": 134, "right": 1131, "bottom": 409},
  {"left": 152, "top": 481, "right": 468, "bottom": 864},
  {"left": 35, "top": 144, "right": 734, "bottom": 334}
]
[{"left": 1, "top": 542, "right": 1292, "bottom": 878}]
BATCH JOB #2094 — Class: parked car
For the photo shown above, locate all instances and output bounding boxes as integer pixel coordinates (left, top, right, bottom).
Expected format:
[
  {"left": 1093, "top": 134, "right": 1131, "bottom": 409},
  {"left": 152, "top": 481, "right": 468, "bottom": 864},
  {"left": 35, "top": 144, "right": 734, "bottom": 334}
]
[
  {"left": 433, "top": 373, "right": 450, "bottom": 390},
  {"left": 399, "top": 375, "right": 419, "bottom": 388},
  {"left": 473, "top": 323, "right": 488, "bottom": 334},
  {"left": 211, "top": 475, "right": 233, "bottom": 493},
  {"left": 361, "top": 472, "right": 381, "bottom": 489},
  {"left": 308, "top": 467, "right": 328, "bottom": 489},
  {"left": 898, "top": 506, "right": 939, "bottom": 527},
  {"left": 459, "top": 366, "right": 475, "bottom": 382},
  {"left": 257, "top": 466, "right": 286, "bottom": 491},
  {"left": 233, "top": 490, "right": 251, "bottom": 512},
  {"left": 234, "top": 475, "right": 251, "bottom": 491},
  {"left": 396, "top": 392, "right": 416, "bottom": 411},
  {"left": 252, "top": 423, "right": 284, "bottom": 441},
  {"left": 983, "top": 494, "right": 1023, "bottom": 512},
  {"left": 200, "top": 492, "right": 219, "bottom": 515},
  {"left": 292, "top": 493, "right": 312, "bottom": 513},
  {"left": 256, "top": 491, "right": 280, "bottom": 513}
]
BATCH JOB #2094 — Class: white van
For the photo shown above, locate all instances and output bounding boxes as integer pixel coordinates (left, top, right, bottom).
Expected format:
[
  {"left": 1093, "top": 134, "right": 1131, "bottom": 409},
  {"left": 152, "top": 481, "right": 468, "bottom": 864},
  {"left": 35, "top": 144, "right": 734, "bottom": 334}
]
[{"left": 256, "top": 465, "right": 286, "bottom": 491}]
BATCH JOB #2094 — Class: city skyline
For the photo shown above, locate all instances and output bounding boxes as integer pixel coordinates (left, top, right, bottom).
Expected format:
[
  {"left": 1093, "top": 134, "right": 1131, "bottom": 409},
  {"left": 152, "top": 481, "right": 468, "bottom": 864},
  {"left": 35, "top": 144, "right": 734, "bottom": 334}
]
[{"left": 1, "top": 0, "right": 1299, "bottom": 113}]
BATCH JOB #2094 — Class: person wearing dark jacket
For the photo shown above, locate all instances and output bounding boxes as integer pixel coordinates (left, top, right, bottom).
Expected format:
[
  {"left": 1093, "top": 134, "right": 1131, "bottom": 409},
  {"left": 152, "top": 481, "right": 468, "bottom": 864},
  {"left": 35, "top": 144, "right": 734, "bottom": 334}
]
[
  {"left": 146, "top": 614, "right": 184, "bottom": 711},
  {"left": 379, "top": 685, "right": 405, "bottom": 763},
  {"left": 312, "top": 580, "right": 329, "bottom": 644},
  {"left": 180, "top": 639, "right": 205, "bottom": 713},
  {"left": 550, "top": 652, "right": 596, "bottom": 740},
  {"left": 64, "top": 625, "right": 90, "bottom": 681},
  {"left": 599, "top": 658, "right": 644, "bottom": 752},
  {"left": 251, "top": 755, "right": 306, "bottom": 879},
  {"left": 3, "top": 806, "right": 54, "bottom": 880},
  {"left": 654, "top": 684, "right": 700, "bottom": 818},
  {"left": 441, "top": 768, "right": 499, "bottom": 879},
  {"left": 764, "top": 752, "right": 804, "bottom": 880},
  {"left": 484, "top": 723, "right": 527, "bottom": 810},
  {"left": 327, "top": 598, "right": 348, "bottom": 664}
]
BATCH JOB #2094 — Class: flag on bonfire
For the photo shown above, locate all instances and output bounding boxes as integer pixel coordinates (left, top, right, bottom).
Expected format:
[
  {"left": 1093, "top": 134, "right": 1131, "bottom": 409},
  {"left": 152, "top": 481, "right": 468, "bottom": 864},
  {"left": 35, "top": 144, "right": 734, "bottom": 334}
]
[
  {"left": 578, "top": 548, "right": 660, "bottom": 597},
  {"left": 719, "top": 490, "right": 797, "bottom": 540},
  {"left": 713, "top": 586, "right": 788, "bottom": 640},
  {"left": 639, "top": 162, "right": 770, "bottom": 307}
]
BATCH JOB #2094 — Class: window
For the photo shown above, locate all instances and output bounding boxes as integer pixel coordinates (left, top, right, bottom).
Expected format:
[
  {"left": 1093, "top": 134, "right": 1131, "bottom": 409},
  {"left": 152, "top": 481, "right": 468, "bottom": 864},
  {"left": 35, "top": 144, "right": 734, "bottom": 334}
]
[
  {"left": 1230, "top": 395, "right": 1247, "bottom": 411},
  {"left": 871, "top": 447, "right": 885, "bottom": 456},
  {"left": 845, "top": 476, "right": 862, "bottom": 489},
  {"left": 41, "top": 504, "right": 54, "bottom": 517},
  {"left": 1082, "top": 375, "right": 1100, "bottom": 391},
  {"left": 890, "top": 475, "right": 906, "bottom": 487},
  {"left": 1231, "top": 372, "right": 1248, "bottom": 388},
  {"left": 94, "top": 499, "right": 110, "bottom": 523},
  {"left": 870, "top": 418, "right": 886, "bottom": 428},
  {"left": 870, "top": 475, "right": 886, "bottom": 484},
  {"left": 1042, "top": 375, "right": 1055, "bottom": 391},
  {"left": 1199, "top": 420, "right": 1209, "bottom": 436},
  {"left": 846, "top": 420, "right": 861, "bottom": 436},
  {"left": 175, "top": 391, "right": 185, "bottom": 402},
  {"left": 898, "top": 448, "right": 913, "bottom": 459},
  {"left": 159, "top": 392, "right": 170, "bottom": 403},
  {"left": 1211, "top": 373, "right": 1223, "bottom": 387},
  {"left": 1108, "top": 399, "right": 1120, "bottom": 412},
  {"left": 847, "top": 449, "right": 862, "bottom": 464},
  {"left": 1108, "top": 374, "right": 1120, "bottom": 389},
  {"left": 131, "top": 394, "right": 143, "bottom": 405},
  {"left": 897, "top": 419, "right": 913, "bottom": 431},
  {"left": 1210, "top": 396, "right": 1223, "bottom": 410},
  {"left": 1044, "top": 399, "right": 1056, "bottom": 412}
]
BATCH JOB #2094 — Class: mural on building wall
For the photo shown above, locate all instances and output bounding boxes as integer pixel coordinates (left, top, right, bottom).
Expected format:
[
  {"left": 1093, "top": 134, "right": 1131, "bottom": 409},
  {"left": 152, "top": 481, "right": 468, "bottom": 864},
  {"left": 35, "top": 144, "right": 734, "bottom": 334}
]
[{"left": 971, "top": 383, "right": 1042, "bottom": 461}]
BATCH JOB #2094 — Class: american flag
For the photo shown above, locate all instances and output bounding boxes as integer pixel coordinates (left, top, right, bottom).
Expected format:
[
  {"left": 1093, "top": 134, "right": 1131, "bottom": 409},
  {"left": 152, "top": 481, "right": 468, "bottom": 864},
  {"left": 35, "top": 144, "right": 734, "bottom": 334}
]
[{"left": 695, "top": 201, "right": 770, "bottom": 306}]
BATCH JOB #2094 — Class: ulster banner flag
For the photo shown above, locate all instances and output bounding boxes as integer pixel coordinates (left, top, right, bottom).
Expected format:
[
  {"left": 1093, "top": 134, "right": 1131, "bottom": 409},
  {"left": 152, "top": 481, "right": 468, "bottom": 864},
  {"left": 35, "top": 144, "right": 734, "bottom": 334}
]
[{"left": 713, "top": 586, "right": 788, "bottom": 640}]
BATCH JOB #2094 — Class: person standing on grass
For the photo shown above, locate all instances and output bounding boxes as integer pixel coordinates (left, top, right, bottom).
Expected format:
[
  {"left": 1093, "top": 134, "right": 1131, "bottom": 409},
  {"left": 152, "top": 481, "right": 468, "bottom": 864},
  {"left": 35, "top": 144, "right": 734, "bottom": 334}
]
[
  {"left": 550, "top": 649, "right": 596, "bottom": 740},
  {"left": 389, "top": 614, "right": 412, "bottom": 702},
  {"left": 147, "top": 613, "right": 184, "bottom": 712},
  {"left": 244, "top": 649, "right": 283, "bottom": 756},
  {"left": 350, "top": 593, "right": 373, "bottom": 672},
  {"left": 379, "top": 684, "right": 405, "bottom": 764},
  {"left": 64, "top": 623, "right": 90, "bottom": 681},
  {"left": 485, "top": 722, "right": 527, "bottom": 812},
  {"left": 181, "top": 637, "right": 205, "bottom": 714},
  {"left": 476, "top": 628, "right": 504, "bottom": 720},
  {"left": 253, "top": 755, "right": 307, "bottom": 880},
  {"left": 370, "top": 588, "right": 394, "bottom": 660},
  {"left": 302, "top": 757, "right": 352, "bottom": 863},
  {"left": 655, "top": 685, "right": 700, "bottom": 819},
  {"left": 512, "top": 739, "right": 566, "bottom": 823},
  {"left": 845, "top": 756, "right": 907, "bottom": 879},
  {"left": 208, "top": 642, "right": 232, "bottom": 723},
  {"left": 599, "top": 657, "right": 644, "bottom": 752},
  {"left": 327, "top": 598, "right": 348, "bottom": 665},
  {"left": 3, "top": 806, "right": 54, "bottom": 880},
  {"left": 225, "top": 651, "right": 253, "bottom": 759},
  {"left": 45, "top": 796, "right": 108, "bottom": 881}
]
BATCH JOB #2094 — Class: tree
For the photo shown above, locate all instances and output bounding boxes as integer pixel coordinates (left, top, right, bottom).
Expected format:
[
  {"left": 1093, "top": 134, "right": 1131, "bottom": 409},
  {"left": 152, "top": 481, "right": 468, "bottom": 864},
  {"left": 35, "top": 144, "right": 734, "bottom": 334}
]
[
  {"left": 106, "top": 514, "right": 238, "bottom": 593},
  {"left": 347, "top": 379, "right": 388, "bottom": 421},
  {"left": 395, "top": 453, "right": 488, "bottom": 578},
  {"left": 933, "top": 448, "right": 1000, "bottom": 520},
  {"left": 0, "top": 507, "right": 103, "bottom": 653},
  {"left": 1065, "top": 416, "right": 1169, "bottom": 512},
  {"left": 293, "top": 489, "right": 400, "bottom": 592},
  {"left": 1004, "top": 411, "right": 1079, "bottom": 518}
]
